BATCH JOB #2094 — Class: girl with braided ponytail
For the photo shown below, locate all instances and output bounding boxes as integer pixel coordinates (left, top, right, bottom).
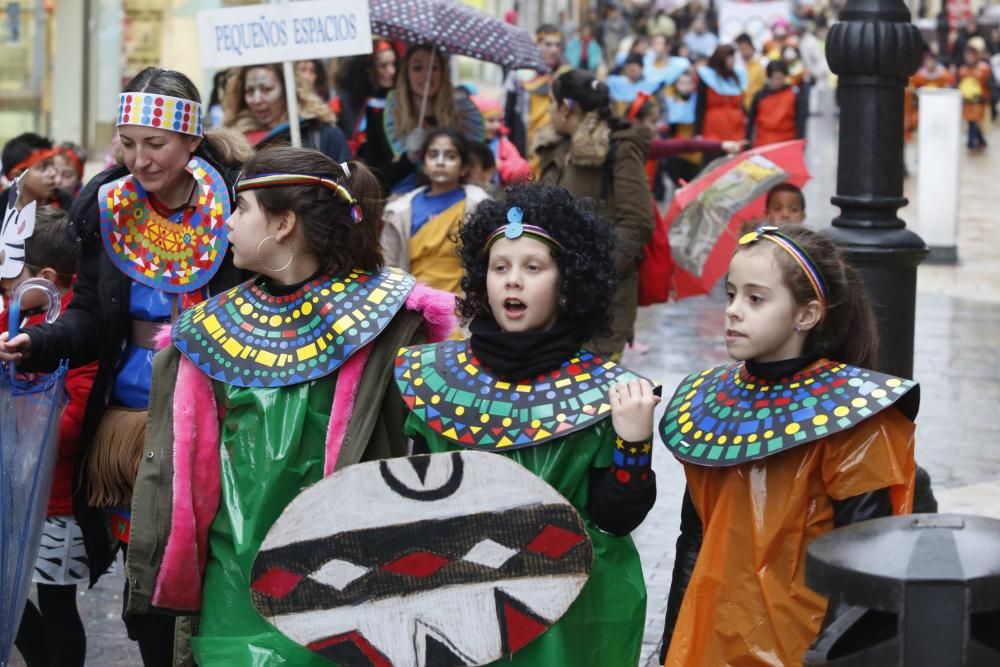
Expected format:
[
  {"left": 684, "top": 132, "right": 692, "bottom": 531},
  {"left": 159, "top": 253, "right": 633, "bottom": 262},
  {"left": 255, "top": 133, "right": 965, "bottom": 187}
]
[
  {"left": 535, "top": 68, "right": 654, "bottom": 358},
  {"left": 125, "top": 146, "right": 457, "bottom": 665}
]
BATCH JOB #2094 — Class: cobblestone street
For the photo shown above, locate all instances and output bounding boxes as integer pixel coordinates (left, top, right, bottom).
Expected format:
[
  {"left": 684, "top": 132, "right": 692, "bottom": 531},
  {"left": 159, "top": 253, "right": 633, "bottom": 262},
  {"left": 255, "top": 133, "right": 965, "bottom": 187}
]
[{"left": 11, "top": 117, "right": 1000, "bottom": 667}]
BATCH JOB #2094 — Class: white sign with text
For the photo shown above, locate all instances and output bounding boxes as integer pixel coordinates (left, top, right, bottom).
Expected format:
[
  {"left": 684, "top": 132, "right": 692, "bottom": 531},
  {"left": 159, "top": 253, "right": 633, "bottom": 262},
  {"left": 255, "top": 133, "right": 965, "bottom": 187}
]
[{"left": 197, "top": 0, "right": 373, "bottom": 69}]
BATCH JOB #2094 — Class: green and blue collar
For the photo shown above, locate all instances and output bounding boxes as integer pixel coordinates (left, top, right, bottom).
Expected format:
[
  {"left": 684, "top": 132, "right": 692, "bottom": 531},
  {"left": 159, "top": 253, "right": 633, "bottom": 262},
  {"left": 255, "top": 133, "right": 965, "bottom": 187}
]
[
  {"left": 659, "top": 360, "right": 919, "bottom": 466},
  {"left": 395, "top": 340, "right": 646, "bottom": 451}
]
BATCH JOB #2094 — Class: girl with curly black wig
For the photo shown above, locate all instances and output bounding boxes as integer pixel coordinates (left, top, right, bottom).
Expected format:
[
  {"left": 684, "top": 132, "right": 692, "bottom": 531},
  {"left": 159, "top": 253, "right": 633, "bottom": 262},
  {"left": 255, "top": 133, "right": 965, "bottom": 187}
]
[{"left": 394, "top": 183, "right": 659, "bottom": 665}]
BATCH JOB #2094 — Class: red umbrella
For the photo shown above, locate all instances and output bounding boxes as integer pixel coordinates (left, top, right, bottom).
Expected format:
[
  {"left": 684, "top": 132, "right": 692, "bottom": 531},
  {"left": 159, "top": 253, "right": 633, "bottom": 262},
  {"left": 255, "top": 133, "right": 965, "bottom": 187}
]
[{"left": 665, "top": 139, "right": 810, "bottom": 299}]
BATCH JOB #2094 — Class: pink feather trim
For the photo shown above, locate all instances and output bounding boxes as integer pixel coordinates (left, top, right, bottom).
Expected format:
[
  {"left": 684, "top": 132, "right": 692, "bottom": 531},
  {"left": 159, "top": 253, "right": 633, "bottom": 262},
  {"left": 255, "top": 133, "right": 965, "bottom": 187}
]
[
  {"left": 404, "top": 282, "right": 457, "bottom": 343},
  {"left": 322, "top": 282, "right": 455, "bottom": 474},
  {"left": 153, "top": 324, "right": 173, "bottom": 351},
  {"left": 151, "top": 355, "right": 220, "bottom": 611},
  {"left": 323, "top": 347, "right": 372, "bottom": 476}
]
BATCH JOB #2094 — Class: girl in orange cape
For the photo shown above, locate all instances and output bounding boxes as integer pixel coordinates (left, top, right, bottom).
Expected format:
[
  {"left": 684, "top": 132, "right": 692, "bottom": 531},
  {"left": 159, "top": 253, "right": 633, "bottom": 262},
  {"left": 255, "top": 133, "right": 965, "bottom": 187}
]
[{"left": 658, "top": 225, "right": 918, "bottom": 666}]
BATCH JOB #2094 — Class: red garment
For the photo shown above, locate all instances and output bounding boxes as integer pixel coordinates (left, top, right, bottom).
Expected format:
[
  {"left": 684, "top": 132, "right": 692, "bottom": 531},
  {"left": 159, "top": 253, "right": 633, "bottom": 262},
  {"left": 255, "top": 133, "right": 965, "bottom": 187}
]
[
  {"left": 703, "top": 88, "right": 746, "bottom": 141},
  {"left": 1, "top": 290, "right": 98, "bottom": 515},
  {"left": 637, "top": 200, "right": 674, "bottom": 306},
  {"left": 752, "top": 87, "right": 798, "bottom": 147},
  {"left": 493, "top": 134, "right": 533, "bottom": 184}
]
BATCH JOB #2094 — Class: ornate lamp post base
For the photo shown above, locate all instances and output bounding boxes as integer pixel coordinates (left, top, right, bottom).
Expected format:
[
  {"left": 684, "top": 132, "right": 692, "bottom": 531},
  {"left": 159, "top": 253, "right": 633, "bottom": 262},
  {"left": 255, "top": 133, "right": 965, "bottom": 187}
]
[{"left": 825, "top": 0, "right": 929, "bottom": 379}]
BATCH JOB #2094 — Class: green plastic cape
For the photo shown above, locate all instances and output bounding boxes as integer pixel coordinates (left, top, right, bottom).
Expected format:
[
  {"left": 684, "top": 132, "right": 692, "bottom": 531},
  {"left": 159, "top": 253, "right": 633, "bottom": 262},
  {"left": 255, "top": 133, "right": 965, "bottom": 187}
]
[
  {"left": 407, "top": 413, "right": 647, "bottom": 666},
  {"left": 191, "top": 379, "right": 337, "bottom": 666}
]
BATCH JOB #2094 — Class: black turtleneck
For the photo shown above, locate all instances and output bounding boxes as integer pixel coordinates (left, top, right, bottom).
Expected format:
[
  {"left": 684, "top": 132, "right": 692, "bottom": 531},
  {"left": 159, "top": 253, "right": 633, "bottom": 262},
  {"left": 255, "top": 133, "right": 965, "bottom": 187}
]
[
  {"left": 744, "top": 353, "right": 820, "bottom": 381},
  {"left": 260, "top": 268, "right": 324, "bottom": 297}
]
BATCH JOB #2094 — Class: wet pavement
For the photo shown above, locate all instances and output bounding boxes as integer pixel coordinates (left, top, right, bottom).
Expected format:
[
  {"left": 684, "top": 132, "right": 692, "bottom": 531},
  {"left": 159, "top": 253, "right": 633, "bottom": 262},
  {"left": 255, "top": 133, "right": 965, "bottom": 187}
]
[{"left": 11, "top": 116, "right": 1000, "bottom": 667}]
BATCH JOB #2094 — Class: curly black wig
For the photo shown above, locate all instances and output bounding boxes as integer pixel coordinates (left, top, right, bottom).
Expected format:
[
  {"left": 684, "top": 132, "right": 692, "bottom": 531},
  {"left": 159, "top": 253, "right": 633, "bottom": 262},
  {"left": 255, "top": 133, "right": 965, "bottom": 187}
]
[{"left": 458, "top": 183, "right": 618, "bottom": 341}]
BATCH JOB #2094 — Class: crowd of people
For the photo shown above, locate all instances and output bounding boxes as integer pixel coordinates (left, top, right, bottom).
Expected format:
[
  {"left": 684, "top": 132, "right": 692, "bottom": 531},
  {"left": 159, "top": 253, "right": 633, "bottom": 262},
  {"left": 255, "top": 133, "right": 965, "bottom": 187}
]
[{"left": 0, "top": 1, "right": 974, "bottom": 665}]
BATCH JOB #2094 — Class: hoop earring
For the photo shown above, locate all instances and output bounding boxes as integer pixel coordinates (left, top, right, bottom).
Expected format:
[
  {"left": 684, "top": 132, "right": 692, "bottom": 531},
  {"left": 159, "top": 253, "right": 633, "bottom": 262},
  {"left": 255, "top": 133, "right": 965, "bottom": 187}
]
[{"left": 256, "top": 235, "right": 293, "bottom": 272}]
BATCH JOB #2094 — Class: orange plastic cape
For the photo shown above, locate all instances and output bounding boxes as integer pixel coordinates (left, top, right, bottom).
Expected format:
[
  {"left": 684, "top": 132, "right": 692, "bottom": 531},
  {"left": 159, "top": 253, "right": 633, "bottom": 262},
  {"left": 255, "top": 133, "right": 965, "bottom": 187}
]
[{"left": 665, "top": 407, "right": 916, "bottom": 667}]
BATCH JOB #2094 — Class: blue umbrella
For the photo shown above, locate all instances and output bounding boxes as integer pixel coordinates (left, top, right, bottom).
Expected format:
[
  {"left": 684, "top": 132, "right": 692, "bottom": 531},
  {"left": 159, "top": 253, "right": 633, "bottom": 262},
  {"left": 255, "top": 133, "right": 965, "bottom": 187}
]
[{"left": 0, "top": 278, "right": 67, "bottom": 666}]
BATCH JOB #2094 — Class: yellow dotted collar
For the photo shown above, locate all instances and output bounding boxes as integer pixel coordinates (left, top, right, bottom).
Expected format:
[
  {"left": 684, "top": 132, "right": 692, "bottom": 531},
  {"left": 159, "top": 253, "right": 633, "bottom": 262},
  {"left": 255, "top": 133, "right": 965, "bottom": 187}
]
[{"left": 172, "top": 267, "right": 415, "bottom": 387}]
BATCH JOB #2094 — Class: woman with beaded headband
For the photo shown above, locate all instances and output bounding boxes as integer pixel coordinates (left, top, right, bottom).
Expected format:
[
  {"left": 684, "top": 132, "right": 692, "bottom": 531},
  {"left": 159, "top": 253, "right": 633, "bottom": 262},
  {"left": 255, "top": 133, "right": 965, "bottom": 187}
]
[
  {"left": 394, "top": 184, "right": 659, "bottom": 664},
  {"left": 0, "top": 67, "right": 253, "bottom": 664},
  {"left": 125, "top": 146, "right": 456, "bottom": 665},
  {"left": 657, "top": 225, "right": 919, "bottom": 666}
]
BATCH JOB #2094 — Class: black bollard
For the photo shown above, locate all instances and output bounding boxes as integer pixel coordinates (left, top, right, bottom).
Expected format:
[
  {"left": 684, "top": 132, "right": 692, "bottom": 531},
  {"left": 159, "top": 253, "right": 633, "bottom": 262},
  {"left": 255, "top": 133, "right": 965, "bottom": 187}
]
[
  {"left": 805, "top": 514, "right": 1000, "bottom": 666},
  {"left": 823, "top": 0, "right": 928, "bottom": 379}
]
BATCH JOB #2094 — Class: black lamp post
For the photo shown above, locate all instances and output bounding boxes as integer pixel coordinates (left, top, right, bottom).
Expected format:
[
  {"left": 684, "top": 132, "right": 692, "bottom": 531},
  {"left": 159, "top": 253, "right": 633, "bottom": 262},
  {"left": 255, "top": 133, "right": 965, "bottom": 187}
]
[{"left": 824, "top": 0, "right": 928, "bottom": 379}]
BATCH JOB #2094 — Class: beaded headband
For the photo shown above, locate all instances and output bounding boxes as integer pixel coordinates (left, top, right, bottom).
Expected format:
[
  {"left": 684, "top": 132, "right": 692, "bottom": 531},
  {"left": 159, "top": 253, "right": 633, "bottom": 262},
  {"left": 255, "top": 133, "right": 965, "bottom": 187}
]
[
  {"left": 738, "top": 225, "right": 828, "bottom": 307},
  {"left": 117, "top": 93, "right": 203, "bottom": 137},
  {"left": 236, "top": 172, "right": 363, "bottom": 223},
  {"left": 484, "top": 207, "right": 564, "bottom": 252}
]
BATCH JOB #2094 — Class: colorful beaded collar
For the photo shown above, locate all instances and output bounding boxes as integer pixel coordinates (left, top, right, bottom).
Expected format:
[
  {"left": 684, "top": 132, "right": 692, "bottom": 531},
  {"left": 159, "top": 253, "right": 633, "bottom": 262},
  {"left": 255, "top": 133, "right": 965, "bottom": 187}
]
[
  {"left": 395, "top": 340, "right": 645, "bottom": 451},
  {"left": 173, "top": 267, "right": 415, "bottom": 387},
  {"left": 659, "top": 361, "right": 919, "bottom": 467},
  {"left": 99, "top": 156, "right": 230, "bottom": 293}
]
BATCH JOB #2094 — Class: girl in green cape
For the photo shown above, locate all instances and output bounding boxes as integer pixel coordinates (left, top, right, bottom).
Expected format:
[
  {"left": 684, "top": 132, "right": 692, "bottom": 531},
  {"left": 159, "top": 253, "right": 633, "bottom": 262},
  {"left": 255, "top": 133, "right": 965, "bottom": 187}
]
[
  {"left": 394, "top": 184, "right": 659, "bottom": 664},
  {"left": 125, "top": 146, "right": 456, "bottom": 665}
]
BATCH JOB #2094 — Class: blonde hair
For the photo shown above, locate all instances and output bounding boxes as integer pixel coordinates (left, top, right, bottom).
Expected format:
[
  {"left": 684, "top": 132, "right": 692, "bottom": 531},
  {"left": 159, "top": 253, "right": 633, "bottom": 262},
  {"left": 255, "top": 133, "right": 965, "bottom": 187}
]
[
  {"left": 221, "top": 64, "right": 336, "bottom": 135},
  {"left": 391, "top": 45, "right": 457, "bottom": 140}
]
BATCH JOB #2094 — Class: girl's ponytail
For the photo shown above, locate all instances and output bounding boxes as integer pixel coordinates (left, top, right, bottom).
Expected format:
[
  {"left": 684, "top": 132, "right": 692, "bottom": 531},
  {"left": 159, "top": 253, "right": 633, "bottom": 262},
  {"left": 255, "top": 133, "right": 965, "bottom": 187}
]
[
  {"left": 553, "top": 70, "right": 614, "bottom": 122},
  {"left": 820, "top": 256, "right": 879, "bottom": 369},
  {"left": 240, "top": 147, "right": 385, "bottom": 276}
]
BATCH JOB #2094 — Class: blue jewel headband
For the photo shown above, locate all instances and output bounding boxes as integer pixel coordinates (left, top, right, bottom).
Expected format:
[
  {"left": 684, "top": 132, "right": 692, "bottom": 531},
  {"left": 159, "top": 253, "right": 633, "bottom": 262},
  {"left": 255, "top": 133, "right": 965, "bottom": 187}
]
[{"left": 484, "top": 207, "right": 564, "bottom": 252}]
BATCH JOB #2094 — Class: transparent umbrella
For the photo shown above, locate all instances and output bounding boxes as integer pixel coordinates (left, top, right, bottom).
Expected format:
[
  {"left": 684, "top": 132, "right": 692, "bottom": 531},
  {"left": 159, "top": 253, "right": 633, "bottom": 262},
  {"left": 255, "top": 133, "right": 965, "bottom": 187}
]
[{"left": 0, "top": 278, "right": 67, "bottom": 666}]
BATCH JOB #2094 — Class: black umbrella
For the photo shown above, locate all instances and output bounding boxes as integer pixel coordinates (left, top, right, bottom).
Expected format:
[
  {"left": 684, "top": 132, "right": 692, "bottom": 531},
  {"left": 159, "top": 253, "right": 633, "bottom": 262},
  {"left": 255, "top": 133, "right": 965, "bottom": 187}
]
[{"left": 370, "top": 0, "right": 548, "bottom": 72}]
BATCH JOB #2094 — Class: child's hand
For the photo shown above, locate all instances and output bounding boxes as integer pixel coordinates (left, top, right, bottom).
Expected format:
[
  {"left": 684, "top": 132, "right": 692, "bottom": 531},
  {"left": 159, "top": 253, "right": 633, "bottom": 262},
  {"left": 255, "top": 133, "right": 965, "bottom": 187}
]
[
  {"left": 721, "top": 140, "right": 747, "bottom": 154},
  {"left": 609, "top": 379, "right": 660, "bottom": 442},
  {"left": 0, "top": 331, "right": 31, "bottom": 362}
]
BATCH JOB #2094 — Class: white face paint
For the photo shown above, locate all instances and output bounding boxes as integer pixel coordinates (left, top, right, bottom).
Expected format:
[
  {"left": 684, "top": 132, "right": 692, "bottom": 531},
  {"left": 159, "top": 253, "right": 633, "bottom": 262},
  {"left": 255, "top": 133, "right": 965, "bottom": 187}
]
[
  {"left": 244, "top": 67, "right": 287, "bottom": 129},
  {"left": 423, "top": 135, "right": 465, "bottom": 193}
]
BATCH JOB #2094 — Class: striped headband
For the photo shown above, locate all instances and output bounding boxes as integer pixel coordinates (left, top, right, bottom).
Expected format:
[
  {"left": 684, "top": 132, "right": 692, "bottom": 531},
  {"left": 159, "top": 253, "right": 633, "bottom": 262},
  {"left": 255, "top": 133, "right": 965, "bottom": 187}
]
[
  {"left": 117, "top": 93, "right": 203, "bottom": 137},
  {"left": 236, "top": 172, "right": 363, "bottom": 223},
  {"left": 485, "top": 207, "right": 564, "bottom": 252},
  {"left": 738, "top": 226, "right": 828, "bottom": 307}
]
